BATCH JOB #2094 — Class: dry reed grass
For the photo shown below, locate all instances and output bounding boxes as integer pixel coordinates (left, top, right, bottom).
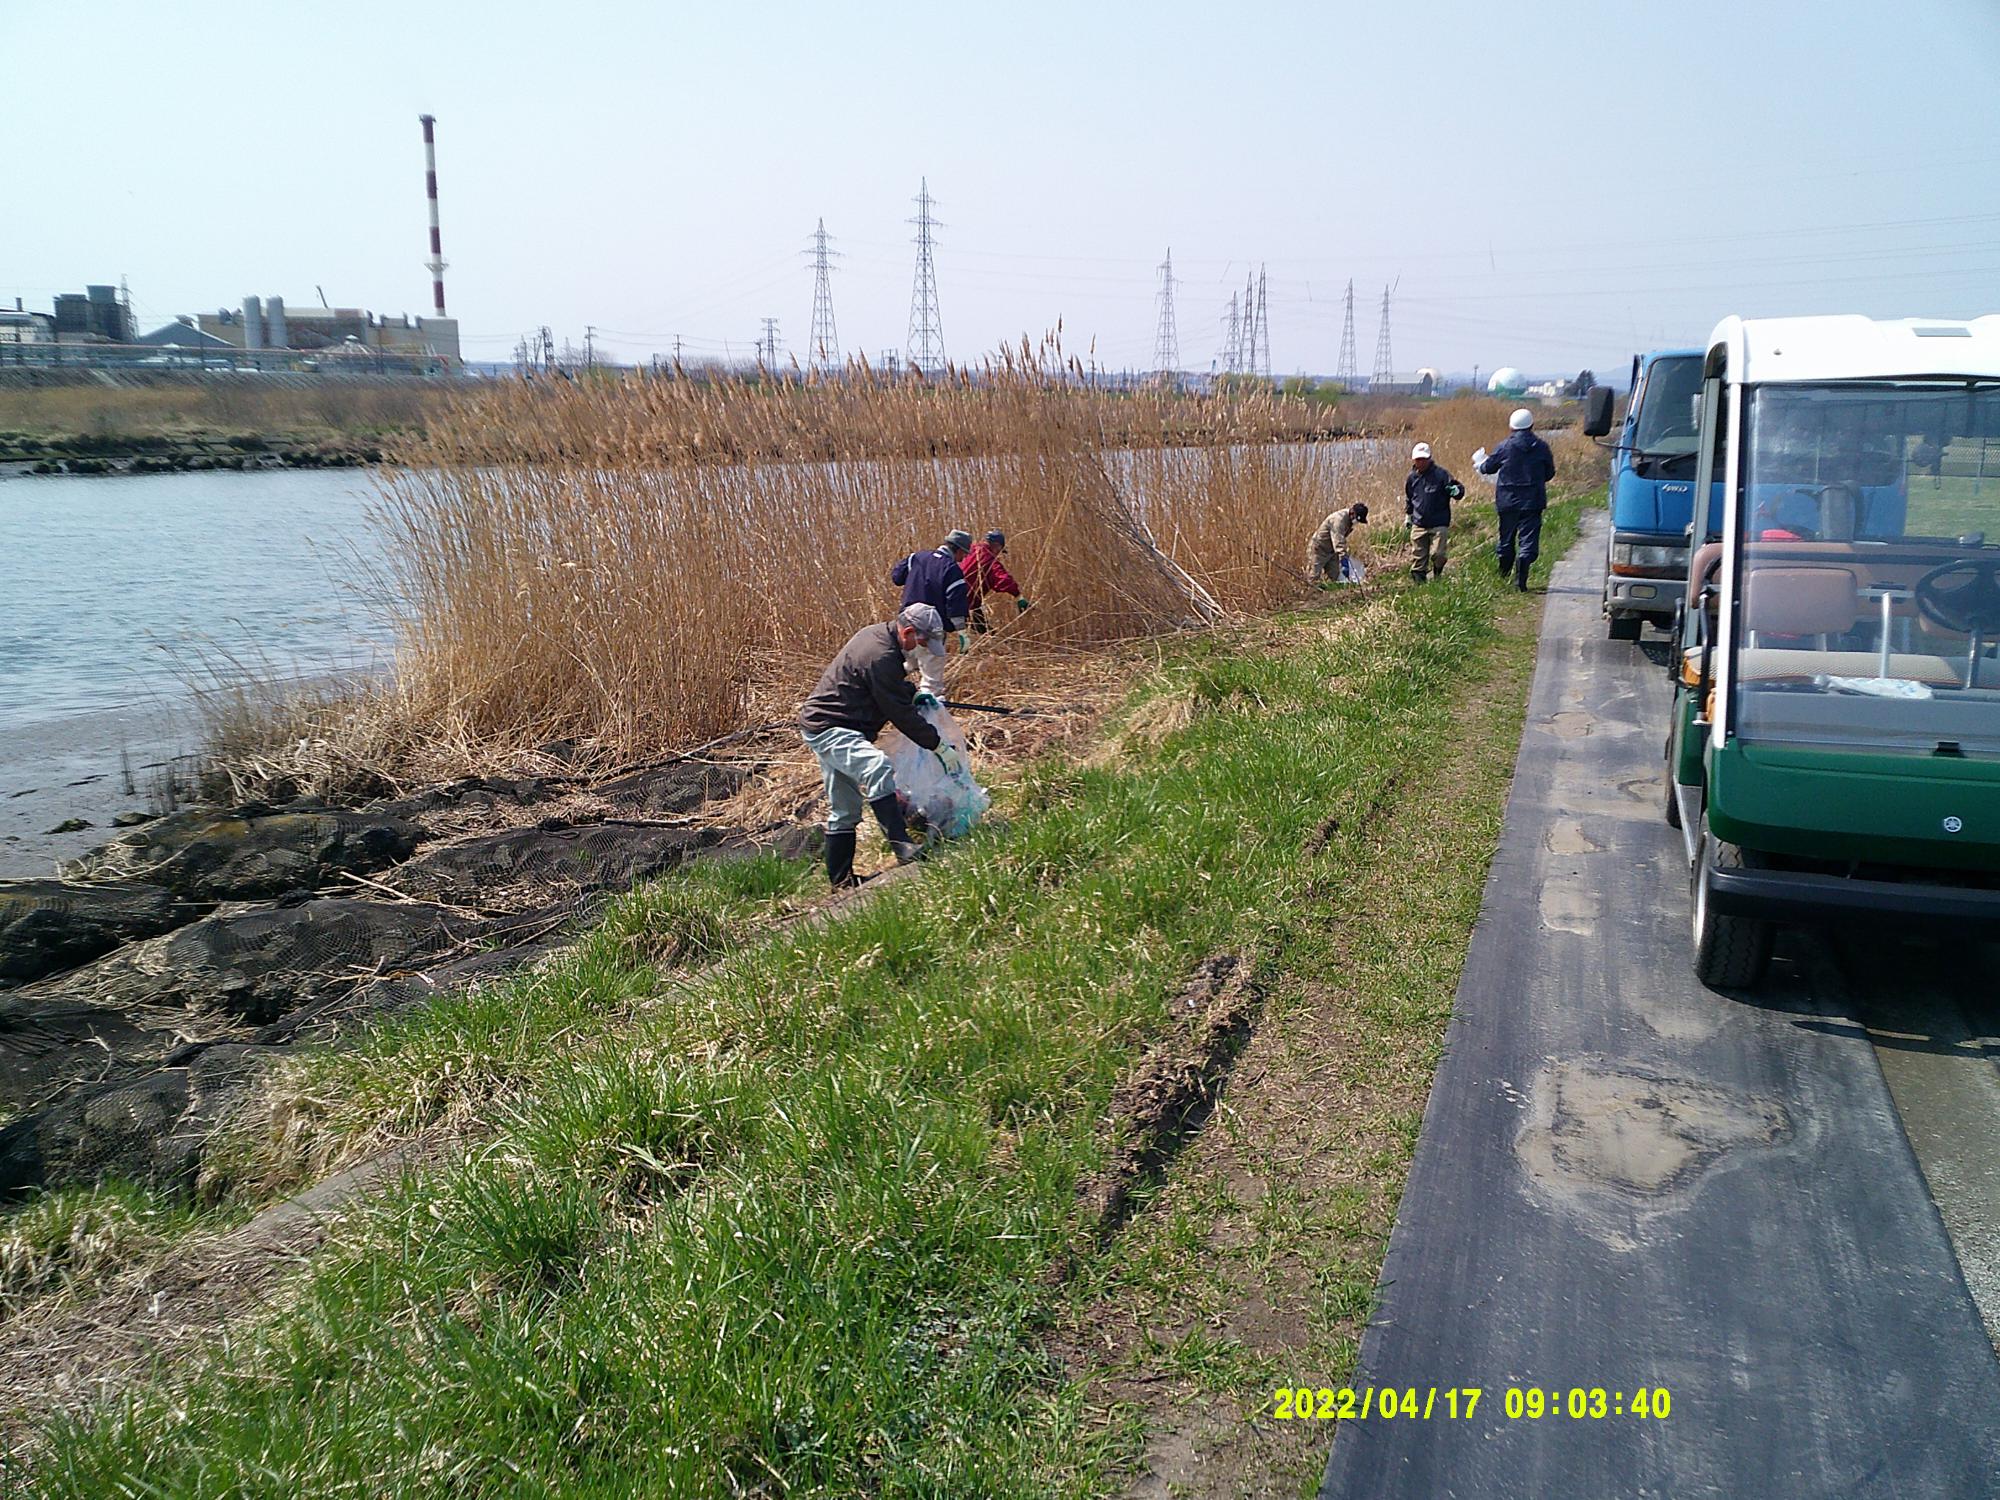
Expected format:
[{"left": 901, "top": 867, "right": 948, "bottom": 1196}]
[{"left": 210, "top": 349, "right": 1580, "bottom": 798}]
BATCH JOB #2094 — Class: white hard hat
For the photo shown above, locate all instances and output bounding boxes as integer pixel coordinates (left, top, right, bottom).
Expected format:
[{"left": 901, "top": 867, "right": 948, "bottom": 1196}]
[
  {"left": 1411, "top": 442, "right": 1432, "bottom": 459},
  {"left": 1509, "top": 408, "right": 1534, "bottom": 430}
]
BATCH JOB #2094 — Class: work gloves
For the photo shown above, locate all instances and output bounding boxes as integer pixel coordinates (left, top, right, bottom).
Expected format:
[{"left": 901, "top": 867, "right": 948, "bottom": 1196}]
[
  {"left": 913, "top": 691, "right": 941, "bottom": 710},
  {"left": 955, "top": 631, "right": 971, "bottom": 652},
  {"left": 1015, "top": 597, "right": 1031, "bottom": 614},
  {"left": 934, "top": 745, "right": 965, "bottom": 777}
]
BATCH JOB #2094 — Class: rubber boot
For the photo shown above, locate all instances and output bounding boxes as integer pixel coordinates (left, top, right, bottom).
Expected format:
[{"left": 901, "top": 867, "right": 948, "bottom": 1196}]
[
  {"left": 1514, "top": 560, "right": 1531, "bottom": 591},
  {"left": 869, "top": 795, "right": 926, "bottom": 865},
  {"left": 825, "top": 828, "right": 859, "bottom": 889},
  {"left": 1496, "top": 553, "right": 1513, "bottom": 579}
]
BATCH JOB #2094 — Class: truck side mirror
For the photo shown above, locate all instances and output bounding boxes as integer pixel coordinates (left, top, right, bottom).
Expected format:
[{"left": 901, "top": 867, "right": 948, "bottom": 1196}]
[{"left": 1582, "top": 385, "right": 1615, "bottom": 437}]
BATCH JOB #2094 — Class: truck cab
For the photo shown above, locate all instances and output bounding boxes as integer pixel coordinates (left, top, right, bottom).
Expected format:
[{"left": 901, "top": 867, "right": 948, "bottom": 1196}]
[
  {"left": 1589, "top": 350, "right": 1718, "bottom": 639},
  {"left": 1665, "top": 314, "right": 2000, "bottom": 988}
]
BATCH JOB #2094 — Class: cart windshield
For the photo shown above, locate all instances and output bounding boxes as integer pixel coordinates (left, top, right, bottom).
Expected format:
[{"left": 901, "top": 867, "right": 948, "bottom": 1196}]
[{"left": 1732, "top": 380, "right": 2000, "bottom": 754}]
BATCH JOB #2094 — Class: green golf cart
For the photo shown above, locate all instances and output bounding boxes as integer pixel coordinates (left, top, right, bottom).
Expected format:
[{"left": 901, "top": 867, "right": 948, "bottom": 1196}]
[{"left": 1661, "top": 314, "right": 2000, "bottom": 988}]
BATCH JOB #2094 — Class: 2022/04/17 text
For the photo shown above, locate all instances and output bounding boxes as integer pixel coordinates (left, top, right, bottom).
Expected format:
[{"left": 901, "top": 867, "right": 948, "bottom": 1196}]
[{"left": 1270, "top": 1386, "right": 1672, "bottom": 1421}]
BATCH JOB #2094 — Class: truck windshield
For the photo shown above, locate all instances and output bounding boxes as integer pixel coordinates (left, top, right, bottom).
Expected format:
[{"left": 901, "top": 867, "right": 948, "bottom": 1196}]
[
  {"left": 1733, "top": 381, "right": 2000, "bottom": 754},
  {"left": 1633, "top": 356, "right": 1703, "bottom": 456}
]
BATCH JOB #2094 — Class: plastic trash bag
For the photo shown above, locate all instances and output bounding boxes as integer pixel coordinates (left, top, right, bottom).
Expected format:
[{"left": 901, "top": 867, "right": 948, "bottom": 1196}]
[
  {"left": 879, "top": 704, "right": 991, "bottom": 839},
  {"left": 1470, "top": 446, "right": 1492, "bottom": 477},
  {"left": 1339, "top": 555, "right": 1367, "bottom": 584}
]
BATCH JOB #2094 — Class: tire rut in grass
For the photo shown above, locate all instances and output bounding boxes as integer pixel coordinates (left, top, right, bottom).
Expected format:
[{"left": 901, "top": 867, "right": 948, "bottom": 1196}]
[{"left": 1060, "top": 952, "right": 1265, "bottom": 1273}]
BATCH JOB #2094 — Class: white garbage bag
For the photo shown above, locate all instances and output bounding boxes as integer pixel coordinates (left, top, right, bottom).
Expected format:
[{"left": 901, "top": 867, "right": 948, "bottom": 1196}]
[
  {"left": 879, "top": 704, "right": 991, "bottom": 839},
  {"left": 1339, "top": 555, "right": 1367, "bottom": 584}
]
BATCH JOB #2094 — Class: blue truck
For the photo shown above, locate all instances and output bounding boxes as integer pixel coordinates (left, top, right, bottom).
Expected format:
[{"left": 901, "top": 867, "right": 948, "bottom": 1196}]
[{"left": 1587, "top": 349, "right": 1721, "bottom": 640}]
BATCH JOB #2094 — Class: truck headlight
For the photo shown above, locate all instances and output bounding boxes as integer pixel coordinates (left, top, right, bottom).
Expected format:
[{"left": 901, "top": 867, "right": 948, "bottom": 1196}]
[{"left": 1611, "top": 543, "right": 1685, "bottom": 571}]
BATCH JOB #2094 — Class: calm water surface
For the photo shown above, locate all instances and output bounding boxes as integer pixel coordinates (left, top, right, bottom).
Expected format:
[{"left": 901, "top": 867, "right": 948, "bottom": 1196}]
[{"left": 0, "top": 468, "right": 395, "bottom": 733}]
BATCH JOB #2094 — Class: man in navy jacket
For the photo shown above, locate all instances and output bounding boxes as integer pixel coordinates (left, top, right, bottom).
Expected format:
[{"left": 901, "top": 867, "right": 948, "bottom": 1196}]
[
  {"left": 891, "top": 530, "right": 972, "bottom": 691},
  {"left": 1476, "top": 408, "right": 1557, "bottom": 591},
  {"left": 1403, "top": 442, "right": 1464, "bottom": 583}
]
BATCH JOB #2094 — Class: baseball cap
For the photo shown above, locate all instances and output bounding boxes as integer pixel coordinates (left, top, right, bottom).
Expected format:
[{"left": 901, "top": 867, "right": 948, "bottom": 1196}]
[
  {"left": 1509, "top": 408, "right": 1534, "bottom": 430},
  {"left": 1411, "top": 442, "right": 1431, "bottom": 460},
  {"left": 897, "top": 602, "right": 947, "bottom": 656},
  {"left": 985, "top": 529, "right": 1006, "bottom": 547}
]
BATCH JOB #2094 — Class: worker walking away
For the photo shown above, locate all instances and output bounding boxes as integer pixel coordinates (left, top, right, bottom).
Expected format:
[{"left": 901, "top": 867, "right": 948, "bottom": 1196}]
[
  {"left": 961, "top": 529, "right": 1030, "bottom": 631},
  {"left": 1306, "top": 502, "right": 1369, "bottom": 584},
  {"left": 891, "top": 529, "right": 973, "bottom": 691},
  {"left": 1474, "top": 408, "right": 1557, "bottom": 591},
  {"left": 1403, "top": 442, "right": 1464, "bottom": 583},
  {"left": 799, "top": 603, "right": 964, "bottom": 890}
]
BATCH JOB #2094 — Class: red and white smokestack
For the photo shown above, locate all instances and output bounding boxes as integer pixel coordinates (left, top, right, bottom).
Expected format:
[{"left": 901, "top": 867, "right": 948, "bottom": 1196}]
[{"left": 419, "top": 113, "right": 447, "bottom": 315}]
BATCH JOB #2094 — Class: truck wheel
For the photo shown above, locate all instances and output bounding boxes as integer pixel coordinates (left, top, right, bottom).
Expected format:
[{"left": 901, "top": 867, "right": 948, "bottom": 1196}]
[
  {"left": 1607, "top": 614, "right": 1643, "bottom": 642},
  {"left": 1691, "top": 833, "right": 1772, "bottom": 989}
]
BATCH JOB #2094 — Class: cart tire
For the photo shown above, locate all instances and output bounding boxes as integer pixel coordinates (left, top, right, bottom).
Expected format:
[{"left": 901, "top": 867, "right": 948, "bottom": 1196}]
[
  {"left": 1607, "top": 613, "right": 1643, "bottom": 642},
  {"left": 1665, "top": 773, "right": 1683, "bottom": 829},
  {"left": 1692, "top": 833, "right": 1772, "bottom": 989}
]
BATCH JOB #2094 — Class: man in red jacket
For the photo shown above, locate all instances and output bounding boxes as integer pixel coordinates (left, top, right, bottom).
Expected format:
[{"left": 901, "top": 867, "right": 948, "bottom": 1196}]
[{"left": 961, "top": 529, "right": 1030, "bottom": 631}]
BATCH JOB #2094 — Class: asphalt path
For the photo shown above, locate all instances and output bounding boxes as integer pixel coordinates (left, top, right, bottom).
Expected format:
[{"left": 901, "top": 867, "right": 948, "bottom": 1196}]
[{"left": 1320, "top": 509, "right": 2000, "bottom": 1498}]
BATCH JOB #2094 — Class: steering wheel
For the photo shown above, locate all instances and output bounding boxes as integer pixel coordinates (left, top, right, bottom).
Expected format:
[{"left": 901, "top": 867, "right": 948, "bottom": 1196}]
[{"left": 1915, "top": 558, "right": 2000, "bottom": 635}]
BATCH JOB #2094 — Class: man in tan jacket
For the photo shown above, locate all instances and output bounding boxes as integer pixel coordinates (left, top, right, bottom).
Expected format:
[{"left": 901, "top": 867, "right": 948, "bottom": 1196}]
[{"left": 1306, "top": 501, "right": 1369, "bottom": 583}]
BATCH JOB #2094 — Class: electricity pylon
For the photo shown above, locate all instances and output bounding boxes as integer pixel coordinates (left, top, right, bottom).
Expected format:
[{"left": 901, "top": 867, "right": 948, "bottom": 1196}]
[
  {"left": 1335, "top": 280, "right": 1359, "bottom": 386},
  {"left": 1372, "top": 282, "right": 1395, "bottom": 388},
  {"left": 1153, "top": 247, "right": 1180, "bottom": 381},
  {"left": 907, "top": 179, "right": 946, "bottom": 377},
  {"left": 807, "top": 218, "right": 841, "bottom": 373}
]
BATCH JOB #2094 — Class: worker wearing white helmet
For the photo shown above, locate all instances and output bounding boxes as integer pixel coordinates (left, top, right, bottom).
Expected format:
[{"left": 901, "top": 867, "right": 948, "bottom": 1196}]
[
  {"left": 1404, "top": 442, "right": 1464, "bottom": 583},
  {"left": 1474, "top": 408, "right": 1556, "bottom": 591}
]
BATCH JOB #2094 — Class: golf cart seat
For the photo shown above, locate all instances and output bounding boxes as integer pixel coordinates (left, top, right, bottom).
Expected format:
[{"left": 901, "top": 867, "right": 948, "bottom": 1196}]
[
  {"left": 1732, "top": 648, "right": 1965, "bottom": 685},
  {"left": 1743, "top": 565, "right": 1858, "bottom": 639},
  {"left": 1679, "top": 645, "right": 1965, "bottom": 687}
]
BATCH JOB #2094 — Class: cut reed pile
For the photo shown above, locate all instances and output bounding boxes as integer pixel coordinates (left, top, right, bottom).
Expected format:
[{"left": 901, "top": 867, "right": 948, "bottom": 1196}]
[{"left": 223, "top": 348, "right": 1566, "bottom": 797}]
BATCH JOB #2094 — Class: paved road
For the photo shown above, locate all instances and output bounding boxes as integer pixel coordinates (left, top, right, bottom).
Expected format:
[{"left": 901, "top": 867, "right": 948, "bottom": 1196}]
[{"left": 1320, "top": 510, "right": 2000, "bottom": 1498}]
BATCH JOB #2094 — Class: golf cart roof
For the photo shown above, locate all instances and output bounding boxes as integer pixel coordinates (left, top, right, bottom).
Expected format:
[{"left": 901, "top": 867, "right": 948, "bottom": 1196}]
[{"left": 1705, "top": 314, "right": 2000, "bottom": 386}]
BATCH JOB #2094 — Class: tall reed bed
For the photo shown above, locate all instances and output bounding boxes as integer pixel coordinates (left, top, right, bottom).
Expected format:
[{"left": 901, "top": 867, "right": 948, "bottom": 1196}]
[{"left": 280, "top": 358, "right": 1567, "bottom": 791}]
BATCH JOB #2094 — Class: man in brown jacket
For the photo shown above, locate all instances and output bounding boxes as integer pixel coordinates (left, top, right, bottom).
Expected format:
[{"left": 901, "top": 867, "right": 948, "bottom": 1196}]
[{"left": 799, "top": 603, "right": 964, "bottom": 888}]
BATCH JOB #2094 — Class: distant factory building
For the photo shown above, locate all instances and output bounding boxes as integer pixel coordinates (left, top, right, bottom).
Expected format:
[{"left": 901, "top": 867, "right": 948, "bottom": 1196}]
[
  {"left": 133, "top": 317, "right": 234, "bottom": 350},
  {"left": 1371, "top": 368, "right": 1439, "bottom": 398},
  {"left": 51, "top": 285, "right": 133, "bottom": 343},
  {"left": 196, "top": 295, "right": 460, "bottom": 364},
  {"left": 0, "top": 298, "right": 54, "bottom": 344}
]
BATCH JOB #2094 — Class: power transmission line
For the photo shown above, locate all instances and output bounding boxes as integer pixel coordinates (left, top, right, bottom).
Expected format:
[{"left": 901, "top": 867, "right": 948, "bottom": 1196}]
[
  {"left": 1335, "top": 279, "right": 1359, "bottom": 386},
  {"left": 907, "top": 178, "right": 946, "bottom": 378},
  {"left": 807, "top": 218, "right": 841, "bottom": 372},
  {"left": 1153, "top": 247, "right": 1180, "bottom": 381}
]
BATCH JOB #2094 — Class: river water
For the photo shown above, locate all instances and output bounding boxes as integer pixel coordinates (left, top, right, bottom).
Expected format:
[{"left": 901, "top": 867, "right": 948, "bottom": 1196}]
[
  {"left": 0, "top": 467, "right": 394, "bottom": 733},
  {"left": 0, "top": 468, "right": 398, "bottom": 874}
]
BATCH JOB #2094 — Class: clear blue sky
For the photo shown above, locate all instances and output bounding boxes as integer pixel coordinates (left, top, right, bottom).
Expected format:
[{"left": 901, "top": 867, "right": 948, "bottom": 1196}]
[{"left": 8, "top": 0, "right": 1999, "bottom": 379}]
